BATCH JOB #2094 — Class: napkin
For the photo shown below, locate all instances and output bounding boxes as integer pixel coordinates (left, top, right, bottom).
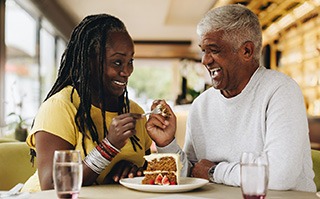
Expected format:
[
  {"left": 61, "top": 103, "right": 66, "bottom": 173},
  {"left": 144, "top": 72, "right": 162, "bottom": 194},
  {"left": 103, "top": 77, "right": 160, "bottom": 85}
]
[
  {"left": 146, "top": 195, "right": 212, "bottom": 199},
  {"left": 0, "top": 192, "right": 30, "bottom": 199}
]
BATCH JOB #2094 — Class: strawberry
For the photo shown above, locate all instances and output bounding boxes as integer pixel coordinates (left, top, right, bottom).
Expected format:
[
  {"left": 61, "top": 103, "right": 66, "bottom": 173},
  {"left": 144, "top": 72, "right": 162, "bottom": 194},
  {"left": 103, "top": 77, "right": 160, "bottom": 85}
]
[
  {"left": 155, "top": 174, "right": 163, "bottom": 185},
  {"left": 161, "top": 175, "right": 170, "bottom": 185}
]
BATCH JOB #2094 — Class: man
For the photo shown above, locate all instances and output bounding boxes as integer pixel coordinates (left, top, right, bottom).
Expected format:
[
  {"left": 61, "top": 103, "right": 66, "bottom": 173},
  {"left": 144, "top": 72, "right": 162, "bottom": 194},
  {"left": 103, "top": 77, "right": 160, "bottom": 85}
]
[{"left": 146, "top": 4, "right": 316, "bottom": 192}]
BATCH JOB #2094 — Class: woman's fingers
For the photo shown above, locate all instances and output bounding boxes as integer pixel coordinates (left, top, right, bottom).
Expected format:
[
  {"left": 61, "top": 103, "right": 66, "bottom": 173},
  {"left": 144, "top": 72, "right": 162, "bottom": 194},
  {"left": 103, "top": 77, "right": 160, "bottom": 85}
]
[
  {"left": 112, "top": 161, "right": 139, "bottom": 182},
  {"left": 108, "top": 113, "right": 138, "bottom": 149}
]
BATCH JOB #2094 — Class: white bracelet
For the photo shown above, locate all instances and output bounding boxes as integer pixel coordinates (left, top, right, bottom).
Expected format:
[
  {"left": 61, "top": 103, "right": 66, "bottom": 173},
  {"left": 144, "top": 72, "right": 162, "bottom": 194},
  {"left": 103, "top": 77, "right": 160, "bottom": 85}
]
[
  {"left": 104, "top": 138, "right": 121, "bottom": 153},
  {"left": 84, "top": 147, "right": 110, "bottom": 174}
]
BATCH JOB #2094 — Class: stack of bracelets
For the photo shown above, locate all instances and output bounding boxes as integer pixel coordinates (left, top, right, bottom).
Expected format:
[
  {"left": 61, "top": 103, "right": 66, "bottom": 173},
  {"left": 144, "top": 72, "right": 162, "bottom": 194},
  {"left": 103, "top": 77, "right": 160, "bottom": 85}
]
[{"left": 84, "top": 138, "right": 120, "bottom": 174}]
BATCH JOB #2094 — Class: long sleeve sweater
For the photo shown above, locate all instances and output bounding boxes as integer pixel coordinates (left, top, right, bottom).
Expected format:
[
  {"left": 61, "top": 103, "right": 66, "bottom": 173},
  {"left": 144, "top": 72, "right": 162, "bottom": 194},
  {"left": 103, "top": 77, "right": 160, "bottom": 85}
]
[{"left": 157, "top": 66, "right": 316, "bottom": 192}]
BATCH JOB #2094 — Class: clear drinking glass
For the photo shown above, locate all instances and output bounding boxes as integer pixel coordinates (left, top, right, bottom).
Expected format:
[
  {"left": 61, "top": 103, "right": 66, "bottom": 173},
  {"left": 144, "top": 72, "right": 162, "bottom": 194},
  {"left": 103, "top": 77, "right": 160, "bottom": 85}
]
[
  {"left": 240, "top": 152, "right": 269, "bottom": 199},
  {"left": 53, "top": 150, "right": 83, "bottom": 199}
]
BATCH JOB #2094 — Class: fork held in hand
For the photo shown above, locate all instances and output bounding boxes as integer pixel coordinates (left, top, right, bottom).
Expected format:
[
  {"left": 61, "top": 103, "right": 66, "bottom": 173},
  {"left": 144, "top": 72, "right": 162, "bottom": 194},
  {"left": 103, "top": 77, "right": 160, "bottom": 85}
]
[{"left": 141, "top": 104, "right": 162, "bottom": 117}]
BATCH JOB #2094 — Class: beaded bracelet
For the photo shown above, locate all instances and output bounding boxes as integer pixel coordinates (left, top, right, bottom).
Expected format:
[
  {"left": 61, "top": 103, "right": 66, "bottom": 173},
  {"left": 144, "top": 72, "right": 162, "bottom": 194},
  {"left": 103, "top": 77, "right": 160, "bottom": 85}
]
[
  {"left": 96, "top": 145, "right": 113, "bottom": 160},
  {"left": 101, "top": 138, "right": 119, "bottom": 157},
  {"left": 102, "top": 138, "right": 120, "bottom": 153}
]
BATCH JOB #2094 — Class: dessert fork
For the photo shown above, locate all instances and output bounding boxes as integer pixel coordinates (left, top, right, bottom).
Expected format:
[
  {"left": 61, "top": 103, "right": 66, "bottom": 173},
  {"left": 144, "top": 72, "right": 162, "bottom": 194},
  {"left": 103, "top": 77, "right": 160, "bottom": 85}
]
[{"left": 141, "top": 104, "right": 162, "bottom": 117}]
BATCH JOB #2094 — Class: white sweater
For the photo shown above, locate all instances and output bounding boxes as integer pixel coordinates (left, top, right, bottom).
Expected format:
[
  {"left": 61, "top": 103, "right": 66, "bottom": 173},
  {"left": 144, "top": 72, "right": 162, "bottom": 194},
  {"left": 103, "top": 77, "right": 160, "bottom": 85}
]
[{"left": 157, "top": 66, "right": 316, "bottom": 192}]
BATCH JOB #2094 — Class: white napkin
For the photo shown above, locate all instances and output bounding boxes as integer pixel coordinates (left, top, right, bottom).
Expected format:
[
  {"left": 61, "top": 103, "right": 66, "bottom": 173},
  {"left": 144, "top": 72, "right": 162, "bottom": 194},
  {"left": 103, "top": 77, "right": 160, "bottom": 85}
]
[
  {"left": 0, "top": 192, "right": 30, "bottom": 199},
  {"left": 0, "top": 183, "right": 29, "bottom": 198},
  {"left": 146, "top": 195, "right": 212, "bottom": 199}
]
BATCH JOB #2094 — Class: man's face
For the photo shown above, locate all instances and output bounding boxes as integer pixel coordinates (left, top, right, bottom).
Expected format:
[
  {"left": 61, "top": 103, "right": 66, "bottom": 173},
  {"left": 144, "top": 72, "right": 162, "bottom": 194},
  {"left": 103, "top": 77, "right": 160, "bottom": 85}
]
[{"left": 198, "top": 30, "right": 248, "bottom": 98}]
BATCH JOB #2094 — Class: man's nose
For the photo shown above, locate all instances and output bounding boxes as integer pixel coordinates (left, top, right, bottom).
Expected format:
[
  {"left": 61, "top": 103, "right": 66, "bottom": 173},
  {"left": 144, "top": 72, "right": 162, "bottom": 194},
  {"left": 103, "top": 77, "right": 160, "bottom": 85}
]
[{"left": 202, "top": 52, "right": 213, "bottom": 68}]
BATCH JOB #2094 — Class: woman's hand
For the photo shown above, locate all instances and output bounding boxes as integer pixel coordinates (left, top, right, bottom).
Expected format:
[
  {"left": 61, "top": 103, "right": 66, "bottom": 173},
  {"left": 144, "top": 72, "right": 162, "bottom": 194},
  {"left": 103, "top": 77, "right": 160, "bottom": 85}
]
[
  {"left": 145, "top": 100, "right": 176, "bottom": 147},
  {"left": 107, "top": 113, "right": 140, "bottom": 149},
  {"left": 104, "top": 160, "right": 144, "bottom": 183}
]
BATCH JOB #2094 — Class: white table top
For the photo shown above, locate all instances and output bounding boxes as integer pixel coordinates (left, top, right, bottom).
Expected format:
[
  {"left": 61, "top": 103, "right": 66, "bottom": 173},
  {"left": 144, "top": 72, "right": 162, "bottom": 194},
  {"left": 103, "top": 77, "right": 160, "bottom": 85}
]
[{"left": 28, "top": 182, "right": 319, "bottom": 199}]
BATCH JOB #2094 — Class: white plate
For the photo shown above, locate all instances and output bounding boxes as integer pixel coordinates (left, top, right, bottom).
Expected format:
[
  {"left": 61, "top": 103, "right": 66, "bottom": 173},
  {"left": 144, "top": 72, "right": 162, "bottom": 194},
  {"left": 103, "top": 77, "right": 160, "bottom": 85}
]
[
  {"left": 119, "top": 177, "right": 209, "bottom": 193},
  {"left": 316, "top": 191, "right": 320, "bottom": 198}
]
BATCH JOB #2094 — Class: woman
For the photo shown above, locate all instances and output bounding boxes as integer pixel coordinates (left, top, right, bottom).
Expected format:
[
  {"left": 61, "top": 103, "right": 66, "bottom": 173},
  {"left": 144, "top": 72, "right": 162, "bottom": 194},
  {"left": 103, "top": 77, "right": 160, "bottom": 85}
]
[{"left": 22, "top": 14, "right": 152, "bottom": 192}]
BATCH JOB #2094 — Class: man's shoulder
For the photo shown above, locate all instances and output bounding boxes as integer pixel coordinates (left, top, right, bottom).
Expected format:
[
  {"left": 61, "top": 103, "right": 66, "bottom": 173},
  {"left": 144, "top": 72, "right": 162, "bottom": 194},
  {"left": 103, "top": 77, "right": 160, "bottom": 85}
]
[{"left": 260, "top": 68, "right": 298, "bottom": 87}]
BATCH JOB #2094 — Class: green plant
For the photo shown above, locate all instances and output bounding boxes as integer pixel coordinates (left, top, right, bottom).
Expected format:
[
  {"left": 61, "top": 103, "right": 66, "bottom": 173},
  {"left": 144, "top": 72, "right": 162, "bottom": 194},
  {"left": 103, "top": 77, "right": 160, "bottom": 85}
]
[
  {"left": 7, "top": 112, "right": 29, "bottom": 142},
  {"left": 7, "top": 112, "right": 28, "bottom": 130},
  {"left": 5, "top": 82, "right": 30, "bottom": 141}
]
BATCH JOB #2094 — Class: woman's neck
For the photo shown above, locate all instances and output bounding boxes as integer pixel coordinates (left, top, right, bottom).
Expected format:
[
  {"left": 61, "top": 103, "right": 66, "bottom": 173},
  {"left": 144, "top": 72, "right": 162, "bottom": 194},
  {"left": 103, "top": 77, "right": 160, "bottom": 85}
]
[{"left": 91, "top": 95, "right": 119, "bottom": 112}]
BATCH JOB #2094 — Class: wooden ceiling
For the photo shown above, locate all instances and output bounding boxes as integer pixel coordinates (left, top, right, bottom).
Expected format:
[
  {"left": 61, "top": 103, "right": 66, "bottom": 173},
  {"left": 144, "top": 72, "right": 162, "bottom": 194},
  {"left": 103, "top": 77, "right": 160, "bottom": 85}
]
[
  {"left": 220, "top": 0, "right": 320, "bottom": 44},
  {"left": 27, "top": 0, "right": 320, "bottom": 59}
]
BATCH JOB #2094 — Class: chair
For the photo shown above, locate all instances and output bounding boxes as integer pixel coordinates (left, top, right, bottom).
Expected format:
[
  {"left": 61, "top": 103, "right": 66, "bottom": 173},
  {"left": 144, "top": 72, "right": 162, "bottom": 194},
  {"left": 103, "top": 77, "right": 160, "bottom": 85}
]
[
  {"left": 0, "top": 137, "right": 18, "bottom": 143},
  {"left": 0, "top": 142, "right": 36, "bottom": 190},
  {"left": 312, "top": 149, "right": 320, "bottom": 191}
]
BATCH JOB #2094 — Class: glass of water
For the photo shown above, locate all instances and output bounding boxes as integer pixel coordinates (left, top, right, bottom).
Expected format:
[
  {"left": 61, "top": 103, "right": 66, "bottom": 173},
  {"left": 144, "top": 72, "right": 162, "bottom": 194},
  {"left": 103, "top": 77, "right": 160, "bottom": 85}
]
[
  {"left": 240, "top": 152, "right": 269, "bottom": 199},
  {"left": 53, "top": 150, "right": 83, "bottom": 199}
]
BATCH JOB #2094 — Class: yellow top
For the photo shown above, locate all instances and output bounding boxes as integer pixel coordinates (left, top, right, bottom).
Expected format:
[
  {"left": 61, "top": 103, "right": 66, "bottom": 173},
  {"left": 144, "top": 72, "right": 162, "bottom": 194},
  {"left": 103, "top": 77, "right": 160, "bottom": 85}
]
[{"left": 22, "top": 86, "right": 152, "bottom": 192}]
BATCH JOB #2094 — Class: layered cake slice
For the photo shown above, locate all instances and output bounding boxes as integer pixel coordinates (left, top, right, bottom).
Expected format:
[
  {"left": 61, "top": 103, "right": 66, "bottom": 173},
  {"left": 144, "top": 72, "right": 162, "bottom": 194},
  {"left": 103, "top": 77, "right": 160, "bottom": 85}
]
[{"left": 142, "top": 153, "right": 182, "bottom": 185}]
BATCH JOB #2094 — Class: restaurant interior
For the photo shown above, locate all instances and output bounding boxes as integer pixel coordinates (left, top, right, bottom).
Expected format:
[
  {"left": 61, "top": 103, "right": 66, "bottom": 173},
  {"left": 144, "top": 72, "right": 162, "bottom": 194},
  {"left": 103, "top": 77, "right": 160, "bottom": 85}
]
[{"left": 0, "top": 0, "right": 320, "bottom": 194}]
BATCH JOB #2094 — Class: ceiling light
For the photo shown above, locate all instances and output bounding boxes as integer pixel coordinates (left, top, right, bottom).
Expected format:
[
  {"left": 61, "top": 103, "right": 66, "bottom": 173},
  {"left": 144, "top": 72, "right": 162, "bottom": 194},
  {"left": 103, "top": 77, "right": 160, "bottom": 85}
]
[
  {"left": 265, "top": 23, "right": 280, "bottom": 36},
  {"left": 293, "top": 2, "right": 314, "bottom": 18},
  {"left": 311, "top": 0, "right": 320, "bottom": 6},
  {"left": 277, "top": 13, "right": 295, "bottom": 29}
]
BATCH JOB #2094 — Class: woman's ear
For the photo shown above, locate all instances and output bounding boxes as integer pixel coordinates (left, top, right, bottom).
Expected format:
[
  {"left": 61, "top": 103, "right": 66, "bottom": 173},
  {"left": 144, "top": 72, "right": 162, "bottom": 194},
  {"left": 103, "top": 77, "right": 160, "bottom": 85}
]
[{"left": 241, "top": 41, "right": 254, "bottom": 60}]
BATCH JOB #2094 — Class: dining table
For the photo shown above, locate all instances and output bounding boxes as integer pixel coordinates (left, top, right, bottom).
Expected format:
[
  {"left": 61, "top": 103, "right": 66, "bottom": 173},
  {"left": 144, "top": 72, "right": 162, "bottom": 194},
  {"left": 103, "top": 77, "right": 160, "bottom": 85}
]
[{"left": 27, "top": 181, "right": 319, "bottom": 199}]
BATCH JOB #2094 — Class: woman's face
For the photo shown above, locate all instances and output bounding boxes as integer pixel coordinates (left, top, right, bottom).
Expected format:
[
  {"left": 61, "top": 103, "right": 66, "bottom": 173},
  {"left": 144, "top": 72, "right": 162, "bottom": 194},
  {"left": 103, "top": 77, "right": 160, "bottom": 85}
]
[{"left": 91, "top": 31, "right": 135, "bottom": 100}]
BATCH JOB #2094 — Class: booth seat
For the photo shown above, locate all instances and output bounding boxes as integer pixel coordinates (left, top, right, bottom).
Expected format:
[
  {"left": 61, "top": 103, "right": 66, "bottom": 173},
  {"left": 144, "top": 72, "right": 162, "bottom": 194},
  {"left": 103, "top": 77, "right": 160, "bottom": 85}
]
[
  {"left": 0, "top": 137, "right": 18, "bottom": 143},
  {"left": 312, "top": 149, "right": 320, "bottom": 191},
  {"left": 0, "top": 142, "right": 36, "bottom": 190}
]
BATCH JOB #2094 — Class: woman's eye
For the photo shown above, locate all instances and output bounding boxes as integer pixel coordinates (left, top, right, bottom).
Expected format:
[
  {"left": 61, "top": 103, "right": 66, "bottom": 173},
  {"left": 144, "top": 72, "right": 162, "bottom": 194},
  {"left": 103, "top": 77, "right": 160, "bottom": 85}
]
[{"left": 129, "top": 59, "right": 134, "bottom": 65}]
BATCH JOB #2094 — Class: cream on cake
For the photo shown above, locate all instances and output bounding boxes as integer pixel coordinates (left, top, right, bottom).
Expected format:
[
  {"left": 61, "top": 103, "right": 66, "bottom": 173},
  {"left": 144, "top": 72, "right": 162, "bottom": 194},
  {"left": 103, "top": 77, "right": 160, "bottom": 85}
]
[{"left": 142, "top": 153, "right": 182, "bottom": 185}]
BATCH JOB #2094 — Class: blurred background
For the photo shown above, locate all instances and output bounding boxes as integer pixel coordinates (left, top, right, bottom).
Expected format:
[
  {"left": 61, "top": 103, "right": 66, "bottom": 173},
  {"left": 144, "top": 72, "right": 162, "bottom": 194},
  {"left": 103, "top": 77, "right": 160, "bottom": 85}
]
[{"left": 1, "top": 0, "right": 320, "bottom": 148}]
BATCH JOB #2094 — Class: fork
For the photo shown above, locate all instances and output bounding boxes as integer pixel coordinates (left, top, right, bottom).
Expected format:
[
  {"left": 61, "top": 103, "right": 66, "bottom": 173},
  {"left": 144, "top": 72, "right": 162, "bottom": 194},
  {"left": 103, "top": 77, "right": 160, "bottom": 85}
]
[{"left": 141, "top": 104, "right": 162, "bottom": 117}]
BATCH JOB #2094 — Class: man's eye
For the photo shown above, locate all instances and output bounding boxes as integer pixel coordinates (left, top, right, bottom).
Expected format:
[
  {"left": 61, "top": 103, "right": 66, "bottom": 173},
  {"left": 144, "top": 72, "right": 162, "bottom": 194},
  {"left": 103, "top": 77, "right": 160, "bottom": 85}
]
[
  {"left": 114, "top": 61, "right": 122, "bottom": 66},
  {"left": 129, "top": 59, "right": 134, "bottom": 65}
]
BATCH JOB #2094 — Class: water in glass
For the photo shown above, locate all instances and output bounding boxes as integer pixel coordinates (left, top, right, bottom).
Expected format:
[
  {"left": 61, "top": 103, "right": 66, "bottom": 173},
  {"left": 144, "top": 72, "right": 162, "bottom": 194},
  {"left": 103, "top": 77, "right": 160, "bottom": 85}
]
[
  {"left": 240, "top": 152, "right": 269, "bottom": 199},
  {"left": 53, "top": 150, "right": 83, "bottom": 199}
]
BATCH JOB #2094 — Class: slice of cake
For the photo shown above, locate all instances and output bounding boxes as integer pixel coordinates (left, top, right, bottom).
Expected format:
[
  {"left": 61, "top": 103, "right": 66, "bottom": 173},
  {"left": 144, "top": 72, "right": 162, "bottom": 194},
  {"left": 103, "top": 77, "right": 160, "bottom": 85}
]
[{"left": 142, "top": 153, "right": 182, "bottom": 185}]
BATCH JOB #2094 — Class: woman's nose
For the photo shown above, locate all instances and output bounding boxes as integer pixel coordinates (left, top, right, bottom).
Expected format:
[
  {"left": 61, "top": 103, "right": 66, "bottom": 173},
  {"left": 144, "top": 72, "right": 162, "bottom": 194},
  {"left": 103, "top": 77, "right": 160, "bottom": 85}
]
[{"left": 120, "top": 65, "right": 133, "bottom": 77}]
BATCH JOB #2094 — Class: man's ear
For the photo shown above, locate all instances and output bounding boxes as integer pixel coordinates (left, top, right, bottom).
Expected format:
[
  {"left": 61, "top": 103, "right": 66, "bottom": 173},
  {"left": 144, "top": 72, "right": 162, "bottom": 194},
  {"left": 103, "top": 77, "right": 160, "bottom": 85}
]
[{"left": 241, "top": 41, "right": 254, "bottom": 60}]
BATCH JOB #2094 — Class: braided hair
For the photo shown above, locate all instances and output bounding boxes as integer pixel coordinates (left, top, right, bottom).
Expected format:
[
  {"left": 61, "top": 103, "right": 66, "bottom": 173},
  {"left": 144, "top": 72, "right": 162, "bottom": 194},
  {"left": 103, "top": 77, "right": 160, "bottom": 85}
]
[{"left": 43, "top": 14, "right": 140, "bottom": 156}]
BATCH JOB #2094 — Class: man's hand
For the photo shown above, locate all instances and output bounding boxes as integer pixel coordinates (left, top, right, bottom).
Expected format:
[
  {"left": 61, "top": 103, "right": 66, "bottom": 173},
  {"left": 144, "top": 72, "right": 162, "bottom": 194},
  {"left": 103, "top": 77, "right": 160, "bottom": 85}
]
[
  {"left": 145, "top": 100, "right": 177, "bottom": 147},
  {"left": 191, "top": 159, "right": 216, "bottom": 180}
]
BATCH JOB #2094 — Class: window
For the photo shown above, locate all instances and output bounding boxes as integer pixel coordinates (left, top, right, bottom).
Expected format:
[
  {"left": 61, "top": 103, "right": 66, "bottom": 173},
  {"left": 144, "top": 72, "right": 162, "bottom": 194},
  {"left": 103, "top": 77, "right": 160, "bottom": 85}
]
[
  {"left": 5, "top": 0, "right": 38, "bottom": 130},
  {"left": 1, "top": 0, "right": 66, "bottom": 137},
  {"left": 40, "top": 23, "right": 56, "bottom": 100}
]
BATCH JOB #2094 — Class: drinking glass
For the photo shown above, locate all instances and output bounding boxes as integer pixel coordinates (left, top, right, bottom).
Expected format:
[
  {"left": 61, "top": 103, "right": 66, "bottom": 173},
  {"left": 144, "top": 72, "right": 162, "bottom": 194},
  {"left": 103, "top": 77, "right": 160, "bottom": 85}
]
[
  {"left": 53, "top": 150, "right": 83, "bottom": 199},
  {"left": 240, "top": 152, "right": 269, "bottom": 199}
]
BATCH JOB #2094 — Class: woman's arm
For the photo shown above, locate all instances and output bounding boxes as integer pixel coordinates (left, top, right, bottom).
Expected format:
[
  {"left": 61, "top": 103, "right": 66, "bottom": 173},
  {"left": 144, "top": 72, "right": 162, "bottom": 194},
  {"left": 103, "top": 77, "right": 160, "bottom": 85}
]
[{"left": 35, "top": 131, "right": 99, "bottom": 190}]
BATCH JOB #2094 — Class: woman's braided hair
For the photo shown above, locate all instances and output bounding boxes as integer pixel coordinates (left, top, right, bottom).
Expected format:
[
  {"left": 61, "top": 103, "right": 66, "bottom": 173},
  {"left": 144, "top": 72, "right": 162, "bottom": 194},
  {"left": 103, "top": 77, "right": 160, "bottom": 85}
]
[{"left": 33, "top": 14, "right": 140, "bottom": 159}]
